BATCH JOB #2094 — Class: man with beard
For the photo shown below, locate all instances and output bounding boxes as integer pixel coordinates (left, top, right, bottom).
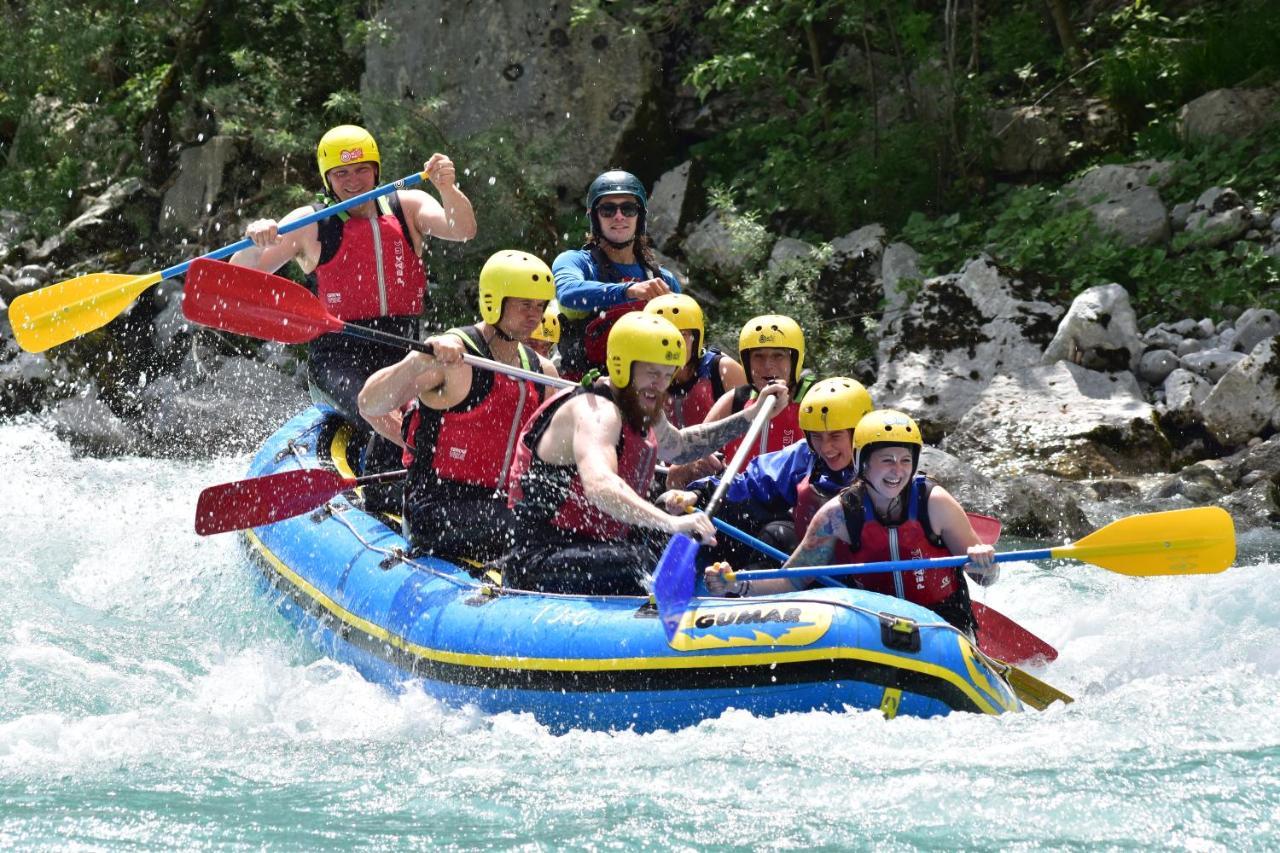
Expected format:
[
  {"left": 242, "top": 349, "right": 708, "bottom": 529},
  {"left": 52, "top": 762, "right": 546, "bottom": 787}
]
[
  {"left": 552, "top": 170, "right": 682, "bottom": 380},
  {"left": 500, "top": 313, "right": 790, "bottom": 595}
]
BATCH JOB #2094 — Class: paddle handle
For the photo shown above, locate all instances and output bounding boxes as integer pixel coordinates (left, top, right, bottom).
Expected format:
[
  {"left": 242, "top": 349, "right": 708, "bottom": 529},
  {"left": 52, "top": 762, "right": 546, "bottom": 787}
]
[
  {"left": 705, "top": 395, "right": 778, "bottom": 517},
  {"left": 338, "top": 322, "right": 576, "bottom": 390},
  {"left": 725, "top": 546, "right": 1054, "bottom": 583},
  {"left": 159, "top": 171, "right": 429, "bottom": 281},
  {"left": 711, "top": 516, "right": 843, "bottom": 588}
]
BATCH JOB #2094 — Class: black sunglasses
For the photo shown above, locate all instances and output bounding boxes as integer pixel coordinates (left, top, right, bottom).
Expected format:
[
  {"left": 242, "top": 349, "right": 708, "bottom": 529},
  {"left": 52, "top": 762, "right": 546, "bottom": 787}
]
[{"left": 596, "top": 201, "right": 641, "bottom": 218}]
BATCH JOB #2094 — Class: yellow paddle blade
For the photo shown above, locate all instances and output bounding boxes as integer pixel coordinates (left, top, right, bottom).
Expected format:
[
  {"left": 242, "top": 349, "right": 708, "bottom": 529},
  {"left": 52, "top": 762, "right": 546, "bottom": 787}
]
[
  {"left": 1052, "top": 507, "right": 1235, "bottom": 577},
  {"left": 1000, "top": 662, "right": 1074, "bottom": 711},
  {"left": 10, "top": 271, "right": 163, "bottom": 352}
]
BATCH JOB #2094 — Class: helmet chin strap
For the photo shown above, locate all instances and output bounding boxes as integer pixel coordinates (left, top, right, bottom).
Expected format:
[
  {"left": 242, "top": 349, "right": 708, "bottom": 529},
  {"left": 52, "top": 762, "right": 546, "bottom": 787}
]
[{"left": 600, "top": 235, "right": 635, "bottom": 251}]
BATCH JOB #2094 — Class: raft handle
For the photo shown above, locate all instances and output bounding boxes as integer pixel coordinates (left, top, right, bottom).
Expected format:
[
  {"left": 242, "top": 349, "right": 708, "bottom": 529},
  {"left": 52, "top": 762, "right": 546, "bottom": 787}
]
[{"left": 878, "top": 612, "right": 921, "bottom": 654}]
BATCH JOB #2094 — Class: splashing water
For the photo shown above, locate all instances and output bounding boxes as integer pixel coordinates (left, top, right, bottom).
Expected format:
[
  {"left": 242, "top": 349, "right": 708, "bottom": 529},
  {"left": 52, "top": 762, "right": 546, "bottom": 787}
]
[{"left": 2, "top": 418, "right": 1278, "bottom": 847}]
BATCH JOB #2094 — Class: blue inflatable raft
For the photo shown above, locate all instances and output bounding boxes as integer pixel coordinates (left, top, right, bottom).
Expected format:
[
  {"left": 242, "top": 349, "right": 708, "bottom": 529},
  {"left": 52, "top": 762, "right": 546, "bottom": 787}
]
[{"left": 238, "top": 407, "right": 1023, "bottom": 731}]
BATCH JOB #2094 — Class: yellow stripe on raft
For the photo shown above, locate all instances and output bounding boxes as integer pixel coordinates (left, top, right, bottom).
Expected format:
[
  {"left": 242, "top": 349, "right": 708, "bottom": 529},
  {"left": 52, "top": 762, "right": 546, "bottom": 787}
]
[{"left": 243, "top": 529, "right": 1005, "bottom": 715}]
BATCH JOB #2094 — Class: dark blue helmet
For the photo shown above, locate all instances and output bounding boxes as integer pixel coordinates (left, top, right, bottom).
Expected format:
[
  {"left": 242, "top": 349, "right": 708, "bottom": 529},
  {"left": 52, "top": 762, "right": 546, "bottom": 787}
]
[{"left": 586, "top": 170, "right": 648, "bottom": 237}]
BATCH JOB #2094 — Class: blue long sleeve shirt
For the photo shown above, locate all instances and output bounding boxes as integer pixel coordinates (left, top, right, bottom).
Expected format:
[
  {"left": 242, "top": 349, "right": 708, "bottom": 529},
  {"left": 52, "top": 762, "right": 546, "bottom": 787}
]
[
  {"left": 692, "top": 440, "right": 856, "bottom": 518},
  {"left": 552, "top": 248, "right": 681, "bottom": 319}
]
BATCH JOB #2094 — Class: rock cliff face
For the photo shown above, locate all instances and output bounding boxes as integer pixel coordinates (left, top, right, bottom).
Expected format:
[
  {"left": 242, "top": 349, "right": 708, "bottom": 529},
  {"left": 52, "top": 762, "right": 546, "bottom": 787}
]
[{"left": 362, "top": 1, "right": 663, "bottom": 201}]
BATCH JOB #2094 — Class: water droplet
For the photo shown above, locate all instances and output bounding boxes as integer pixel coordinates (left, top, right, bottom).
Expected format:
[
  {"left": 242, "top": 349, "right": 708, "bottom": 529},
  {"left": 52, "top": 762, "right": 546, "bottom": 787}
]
[{"left": 487, "top": 176, "right": 496, "bottom": 186}]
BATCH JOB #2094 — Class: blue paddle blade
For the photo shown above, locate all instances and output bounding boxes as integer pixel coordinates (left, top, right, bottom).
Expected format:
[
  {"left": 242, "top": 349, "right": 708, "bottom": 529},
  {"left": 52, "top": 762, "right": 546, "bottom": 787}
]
[{"left": 653, "top": 533, "right": 700, "bottom": 640}]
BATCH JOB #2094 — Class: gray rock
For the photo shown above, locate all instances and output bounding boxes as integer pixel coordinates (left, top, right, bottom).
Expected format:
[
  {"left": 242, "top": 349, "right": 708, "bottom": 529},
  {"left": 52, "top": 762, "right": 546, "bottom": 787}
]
[
  {"left": 1089, "top": 186, "right": 1170, "bottom": 247},
  {"left": 1138, "top": 349, "right": 1179, "bottom": 384},
  {"left": 1151, "top": 461, "right": 1233, "bottom": 502},
  {"left": 1176, "top": 338, "right": 1205, "bottom": 357},
  {"left": 1179, "top": 350, "right": 1247, "bottom": 383},
  {"left": 1216, "top": 328, "right": 1238, "bottom": 352},
  {"left": 879, "top": 242, "right": 922, "bottom": 329},
  {"left": 1194, "top": 186, "right": 1243, "bottom": 214},
  {"left": 646, "top": 161, "right": 693, "bottom": 252},
  {"left": 1233, "top": 308, "right": 1280, "bottom": 353},
  {"left": 1249, "top": 209, "right": 1270, "bottom": 230},
  {"left": 1178, "top": 87, "right": 1280, "bottom": 145},
  {"left": 1197, "top": 317, "right": 1216, "bottom": 338},
  {"left": 1165, "top": 319, "right": 1202, "bottom": 338},
  {"left": 1201, "top": 337, "right": 1280, "bottom": 447},
  {"left": 1216, "top": 319, "right": 1233, "bottom": 334},
  {"left": 1184, "top": 206, "right": 1250, "bottom": 248},
  {"left": 3, "top": 275, "right": 43, "bottom": 301},
  {"left": 870, "top": 256, "right": 1063, "bottom": 435},
  {"left": 1272, "top": 214, "right": 1280, "bottom": 234},
  {"left": 830, "top": 224, "right": 886, "bottom": 264},
  {"left": 16, "top": 264, "right": 50, "bottom": 284},
  {"left": 991, "top": 474, "right": 1092, "bottom": 539},
  {"left": 988, "top": 105, "right": 1069, "bottom": 174},
  {"left": 683, "top": 210, "right": 771, "bottom": 282},
  {"left": 1170, "top": 201, "right": 1194, "bottom": 230},
  {"left": 48, "top": 386, "right": 137, "bottom": 455},
  {"left": 137, "top": 356, "right": 309, "bottom": 457},
  {"left": 29, "top": 178, "right": 158, "bottom": 265},
  {"left": 362, "top": 0, "right": 660, "bottom": 208},
  {"left": 1218, "top": 478, "right": 1280, "bottom": 532},
  {"left": 0, "top": 211, "right": 27, "bottom": 261},
  {"left": 1142, "top": 327, "right": 1183, "bottom": 351},
  {"left": 1245, "top": 229, "right": 1263, "bottom": 241},
  {"left": 943, "top": 360, "right": 1170, "bottom": 479},
  {"left": 1042, "top": 282, "right": 1143, "bottom": 373},
  {"left": 160, "top": 136, "right": 238, "bottom": 234},
  {"left": 766, "top": 237, "right": 817, "bottom": 275}
]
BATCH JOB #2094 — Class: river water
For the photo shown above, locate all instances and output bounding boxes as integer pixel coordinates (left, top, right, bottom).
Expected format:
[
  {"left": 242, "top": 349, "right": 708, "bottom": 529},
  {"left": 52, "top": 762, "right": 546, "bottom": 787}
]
[{"left": 2, "top": 416, "right": 1278, "bottom": 849}]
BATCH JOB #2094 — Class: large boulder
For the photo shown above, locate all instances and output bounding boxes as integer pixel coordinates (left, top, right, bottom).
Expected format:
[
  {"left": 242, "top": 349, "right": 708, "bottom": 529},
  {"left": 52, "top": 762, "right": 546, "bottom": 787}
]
[
  {"left": 1041, "top": 283, "right": 1142, "bottom": 373},
  {"left": 1233, "top": 307, "right": 1280, "bottom": 354},
  {"left": 28, "top": 179, "right": 159, "bottom": 266},
  {"left": 870, "top": 256, "right": 1062, "bottom": 437},
  {"left": 1200, "top": 337, "right": 1280, "bottom": 448},
  {"left": 813, "top": 225, "right": 887, "bottom": 321},
  {"left": 942, "top": 361, "right": 1170, "bottom": 478},
  {"left": 136, "top": 356, "right": 308, "bottom": 457},
  {"left": 1178, "top": 87, "right": 1280, "bottom": 145},
  {"left": 1060, "top": 161, "right": 1172, "bottom": 247},
  {"left": 988, "top": 105, "right": 1069, "bottom": 174},
  {"left": 160, "top": 136, "right": 238, "bottom": 234},
  {"left": 683, "top": 210, "right": 772, "bottom": 284},
  {"left": 879, "top": 242, "right": 922, "bottom": 332},
  {"left": 47, "top": 384, "right": 138, "bottom": 455},
  {"left": 362, "top": 2, "right": 661, "bottom": 204},
  {"left": 646, "top": 161, "right": 694, "bottom": 252},
  {"left": 1183, "top": 186, "right": 1251, "bottom": 249},
  {"left": 919, "top": 446, "right": 1091, "bottom": 539}
]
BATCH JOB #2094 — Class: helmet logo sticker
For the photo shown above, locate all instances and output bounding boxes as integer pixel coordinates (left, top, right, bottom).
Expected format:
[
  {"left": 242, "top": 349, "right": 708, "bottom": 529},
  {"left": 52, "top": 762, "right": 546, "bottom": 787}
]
[{"left": 339, "top": 147, "right": 364, "bottom": 163}]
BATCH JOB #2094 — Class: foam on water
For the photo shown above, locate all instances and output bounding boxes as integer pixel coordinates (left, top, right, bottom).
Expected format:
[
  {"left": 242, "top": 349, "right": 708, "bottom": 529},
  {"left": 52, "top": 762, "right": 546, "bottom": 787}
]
[{"left": 2, "top": 418, "right": 1278, "bottom": 848}]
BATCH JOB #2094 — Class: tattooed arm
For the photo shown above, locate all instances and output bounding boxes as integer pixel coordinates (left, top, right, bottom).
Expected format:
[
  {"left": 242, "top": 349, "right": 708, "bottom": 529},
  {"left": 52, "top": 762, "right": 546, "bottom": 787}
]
[{"left": 656, "top": 382, "right": 790, "bottom": 464}]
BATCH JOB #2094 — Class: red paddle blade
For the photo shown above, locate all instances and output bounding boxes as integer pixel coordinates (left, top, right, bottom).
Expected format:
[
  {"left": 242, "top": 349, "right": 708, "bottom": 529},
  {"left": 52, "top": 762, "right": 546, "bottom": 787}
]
[
  {"left": 195, "top": 469, "right": 354, "bottom": 535},
  {"left": 971, "top": 601, "right": 1058, "bottom": 664},
  {"left": 183, "top": 258, "right": 343, "bottom": 344}
]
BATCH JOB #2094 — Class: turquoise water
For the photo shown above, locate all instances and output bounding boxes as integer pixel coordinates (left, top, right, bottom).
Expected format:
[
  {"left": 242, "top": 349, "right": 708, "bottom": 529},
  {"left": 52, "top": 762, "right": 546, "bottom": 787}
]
[{"left": 2, "top": 417, "right": 1278, "bottom": 849}]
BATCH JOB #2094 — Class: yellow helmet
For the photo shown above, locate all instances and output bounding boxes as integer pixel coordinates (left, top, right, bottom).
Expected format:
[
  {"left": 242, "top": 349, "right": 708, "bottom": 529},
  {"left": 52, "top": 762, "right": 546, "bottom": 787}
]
[
  {"left": 798, "top": 378, "right": 873, "bottom": 433},
  {"left": 316, "top": 125, "right": 381, "bottom": 192},
  {"left": 607, "top": 313, "right": 686, "bottom": 389},
  {"left": 644, "top": 293, "right": 705, "bottom": 356},
  {"left": 738, "top": 314, "right": 805, "bottom": 386},
  {"left": 477, "top": 251, "right": 555, "bottom": 325},
  {"left": 532, "top": 302, "right": 561, "bottom": 344},
  {"left": 854, "top": 409, "right": 922, "bottom": 475}
]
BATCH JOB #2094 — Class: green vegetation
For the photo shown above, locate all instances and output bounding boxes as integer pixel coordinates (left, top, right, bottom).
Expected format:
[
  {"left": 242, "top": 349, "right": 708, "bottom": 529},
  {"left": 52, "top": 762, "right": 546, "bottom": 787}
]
[{"left": 2, "top": 0, "right": 1278, "bottom": 339}]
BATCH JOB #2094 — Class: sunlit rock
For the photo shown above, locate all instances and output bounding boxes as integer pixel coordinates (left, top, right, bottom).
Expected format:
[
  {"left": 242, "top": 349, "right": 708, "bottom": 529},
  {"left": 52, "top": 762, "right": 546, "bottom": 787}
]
[
  {"left": 870, "top": 256, "right": 1062, "bottom": 437},
  {"left": 943, "top": 360, "right": 1170, "bottom": 478},
  {"left": 1042, "top": 283, "right": 1142, "bottom": 373}
]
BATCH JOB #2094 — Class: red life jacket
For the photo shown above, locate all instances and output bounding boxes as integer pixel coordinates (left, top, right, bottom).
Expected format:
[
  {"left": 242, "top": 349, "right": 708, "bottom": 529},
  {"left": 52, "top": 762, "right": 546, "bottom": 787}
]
[
  {"left": 311, "top": 194, "right": 427, "bottom": 321},
  {"left": 506, "top": 383, "right": 658, "bottom": 541},
  {"left": 793, "top": 469, "right": 844, "bottom": 541},
  {"left": 833, "top": 477, "right": 959, "bottom": 607},
  {"left": 721, "top": 375, "right": 814, "bottom": 464},
  {"left": 402, "top": 325, "right": 544, "bottom": 495},
  {"left": 664, "top": 348, "right": 726, "bottom": 428}
]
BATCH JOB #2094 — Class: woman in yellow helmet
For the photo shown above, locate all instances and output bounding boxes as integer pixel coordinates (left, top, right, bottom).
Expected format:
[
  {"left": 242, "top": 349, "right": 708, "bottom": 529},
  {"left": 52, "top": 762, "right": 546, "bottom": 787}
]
[{"left": 707, "top": 409, "right": 998, "bottom": 639}]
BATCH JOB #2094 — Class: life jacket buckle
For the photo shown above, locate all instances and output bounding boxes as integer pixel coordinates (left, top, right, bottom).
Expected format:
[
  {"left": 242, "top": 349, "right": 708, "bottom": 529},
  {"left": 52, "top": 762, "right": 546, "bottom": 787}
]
[{"left": 878, "top": 612, "right": 921, "bottom": 653}]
